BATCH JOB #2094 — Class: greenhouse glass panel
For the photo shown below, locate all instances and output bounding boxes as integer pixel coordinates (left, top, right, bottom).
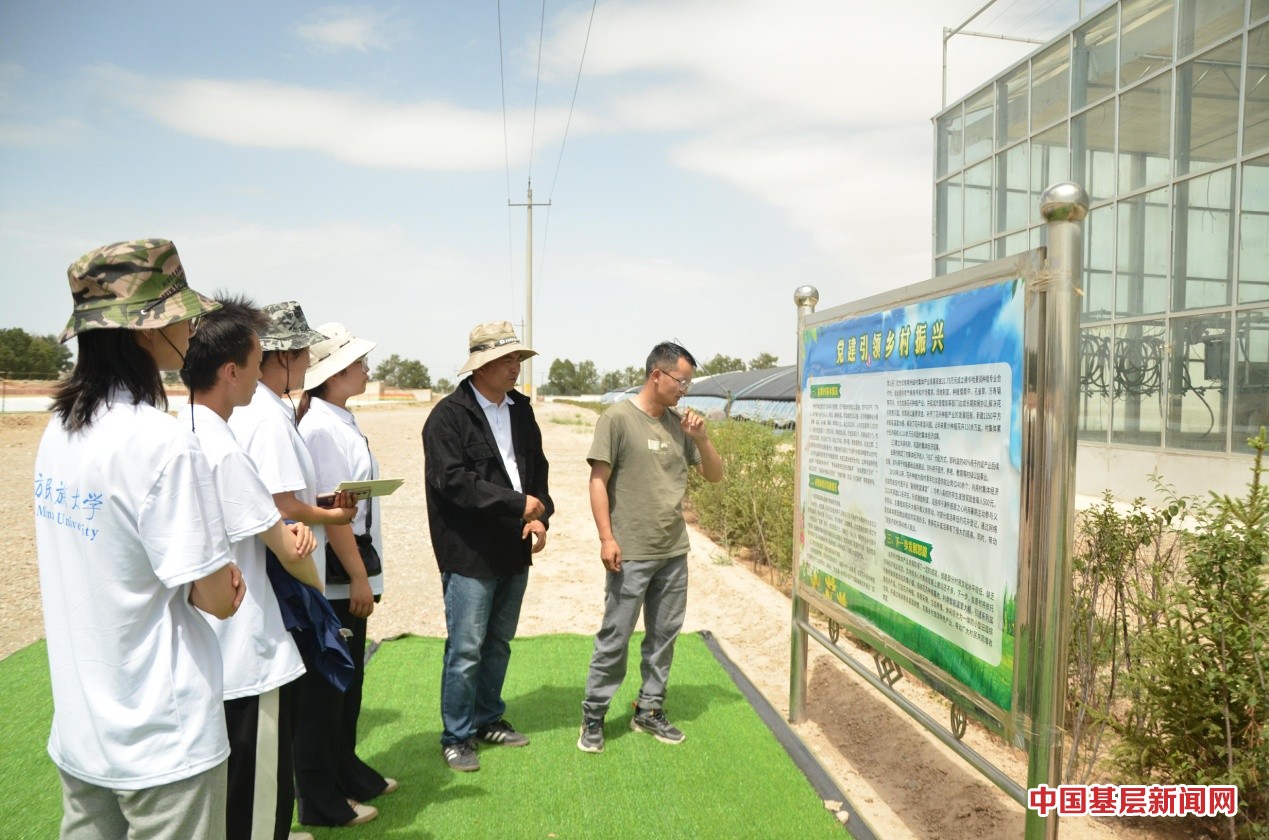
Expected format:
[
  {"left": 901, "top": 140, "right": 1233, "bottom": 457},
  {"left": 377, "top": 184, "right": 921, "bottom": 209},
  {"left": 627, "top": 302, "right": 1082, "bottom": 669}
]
[
  {"left": 964, "top": 87, "right": 995, "bottom": 165},
  {"left": 998, "top": 64, "right": 1029, "bottom": 147},
  {"left": 996, "top": 144, "right": 1029, "bottom": 234},
  {"left": 1112, "top": 320, "right": 1166, "bottom": 446},
  {"left": 937, "top": 105, "right": 965, "bottom": 178},
  {"left": 1246, "top": 23, "right": 1269, "bottom": 155},
  {"left": 1118, "top": 72, "right": 1172, "bottom": 192},
  {"left": 1073, "top": 98, "right": 1117, "bottom": 202},
  {"left": 1167, "top": 312, "right": 1232, "bottom": 451},
  {"left": 1084, "top": 204, "right": 1116, "bottom": 323},
  {"left": 1121, "top": 0, "right": 1174, "bottom": 86},
  {"left": 1177, "top": 37, "right": 1242, "bottom": 175},
  {"left": 1074, "top": 6, "right": 1120, "bottom": 109},
  {"left": 1173, "top": 167, "right": 1235, "bottom": 309},
  {"left": 1241, "top": 155, "right": 1269, "bottom": 303},
  {"left": 963, "top": 243, "right": 992, "bottom": 268},
  {"left": 937, "top": 176, "right": 964, "bottom": 253},
  {"left": 1117, "top": 187, "right": 1170, "bottom": 316},
  {"left": 964, "top": 160, "right": 993, "bottom": 245},
  {"left": 1032, "top": 40, "right": 1072, "bottom": 131},
  {"left": 1031, "top": 124, "right": 1070, "bottom": 223},
  {"left": 1079, "top": 325, "right": 1114, "bottom": 441},
  {"left": 1178, "top": 0, "right": 1246, "bottom": 57},
  {"left": 1233, "top": 308, "right": 1269, "bottom": 446}
]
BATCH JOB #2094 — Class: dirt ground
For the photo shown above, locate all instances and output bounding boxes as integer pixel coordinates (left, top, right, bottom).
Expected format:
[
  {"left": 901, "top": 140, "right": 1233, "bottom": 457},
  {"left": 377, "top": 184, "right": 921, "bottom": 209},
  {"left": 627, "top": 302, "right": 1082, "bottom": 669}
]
[{"left": 1, "top": 401, "right": 1193, "bottom": 839}]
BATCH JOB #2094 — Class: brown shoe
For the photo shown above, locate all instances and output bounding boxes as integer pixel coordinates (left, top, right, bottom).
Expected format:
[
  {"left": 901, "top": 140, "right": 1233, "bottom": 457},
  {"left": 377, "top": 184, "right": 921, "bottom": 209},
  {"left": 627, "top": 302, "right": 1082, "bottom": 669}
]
[
  {"left": 381, "top": 777, "right": 399, "bottom": 795},
  {"left": 344, "top": 801, "right": 378, "bottom": 826}
]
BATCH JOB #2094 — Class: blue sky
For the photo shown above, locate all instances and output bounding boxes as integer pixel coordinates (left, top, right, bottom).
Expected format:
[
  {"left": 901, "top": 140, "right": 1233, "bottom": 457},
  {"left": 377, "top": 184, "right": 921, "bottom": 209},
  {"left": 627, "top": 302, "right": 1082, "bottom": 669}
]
[{"left": 0, "top": 0, "right": 1080, "bottom": 385}]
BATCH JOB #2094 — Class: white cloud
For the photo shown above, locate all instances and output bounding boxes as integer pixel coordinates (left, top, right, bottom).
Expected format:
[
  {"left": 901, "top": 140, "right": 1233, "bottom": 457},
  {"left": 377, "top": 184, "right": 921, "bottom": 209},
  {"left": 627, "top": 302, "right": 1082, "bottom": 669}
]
[
  {"left": 87, "top": 65, "right": 570, "bottom": 171},
  {"left": 294, "top": 6, "right": 397, "bottom": 53},
  {"left": 537, "top": 0, "right": 1040, "bottom": 278}
]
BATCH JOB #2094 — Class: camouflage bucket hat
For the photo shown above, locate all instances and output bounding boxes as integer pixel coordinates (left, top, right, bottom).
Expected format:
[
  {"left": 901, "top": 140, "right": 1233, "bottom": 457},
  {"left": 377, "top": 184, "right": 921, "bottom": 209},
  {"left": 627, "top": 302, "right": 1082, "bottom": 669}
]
[
  {"left": 59, "top": 238, "right": 221, "bottom": 343},
  {"left": 259, "top": 301, "right": 327, "bottom": 351}
]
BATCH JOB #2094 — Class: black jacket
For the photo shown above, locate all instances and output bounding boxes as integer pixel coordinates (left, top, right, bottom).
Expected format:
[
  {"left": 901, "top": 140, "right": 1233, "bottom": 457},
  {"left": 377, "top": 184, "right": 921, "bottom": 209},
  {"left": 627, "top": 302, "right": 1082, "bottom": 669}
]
[{"left": 423, "top": 379, "right": 553, "bottom": 578}]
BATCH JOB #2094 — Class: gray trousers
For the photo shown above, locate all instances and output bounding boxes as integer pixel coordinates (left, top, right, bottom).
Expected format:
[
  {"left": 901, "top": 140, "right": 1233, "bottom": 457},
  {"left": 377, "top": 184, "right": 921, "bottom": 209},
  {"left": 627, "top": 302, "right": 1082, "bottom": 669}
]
[
  {"left": 582, "top": 554, "right": 688, "bottom": 719},
  {"left": 60, "top": 760, "right": 228, "bottom": 840}
]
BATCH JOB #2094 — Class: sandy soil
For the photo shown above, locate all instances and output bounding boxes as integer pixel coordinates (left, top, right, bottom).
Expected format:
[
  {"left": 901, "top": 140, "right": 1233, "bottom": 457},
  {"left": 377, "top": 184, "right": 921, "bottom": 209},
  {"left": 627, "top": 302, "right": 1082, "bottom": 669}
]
[{"left": 0, "top": 402, "right": 1191, "bottom": 839}]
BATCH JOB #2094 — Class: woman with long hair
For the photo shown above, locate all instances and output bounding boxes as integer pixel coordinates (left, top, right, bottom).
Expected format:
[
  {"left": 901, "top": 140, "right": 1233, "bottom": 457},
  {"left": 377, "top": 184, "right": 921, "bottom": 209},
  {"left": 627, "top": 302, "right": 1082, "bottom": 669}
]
[{"left": 36, "top": 239, "right": 244, "bottom": 838}]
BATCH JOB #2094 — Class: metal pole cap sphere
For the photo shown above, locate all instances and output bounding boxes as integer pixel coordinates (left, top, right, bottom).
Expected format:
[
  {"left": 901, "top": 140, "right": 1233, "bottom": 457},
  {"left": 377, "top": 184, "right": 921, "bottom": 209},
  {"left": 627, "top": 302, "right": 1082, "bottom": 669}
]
[
  {"left": 1039, "top": 182, "right": 1090, "bottom": 223},
  {"left": 794, "top": 285, "right": 819, "bottom": 309}
]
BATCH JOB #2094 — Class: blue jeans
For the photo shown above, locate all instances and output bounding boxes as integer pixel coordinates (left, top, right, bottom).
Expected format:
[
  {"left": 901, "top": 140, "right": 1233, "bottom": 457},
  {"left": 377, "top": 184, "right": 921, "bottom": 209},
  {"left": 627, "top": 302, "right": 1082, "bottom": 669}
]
[{"left": 440, "top": 570, "right": 529, "bottom": 746}]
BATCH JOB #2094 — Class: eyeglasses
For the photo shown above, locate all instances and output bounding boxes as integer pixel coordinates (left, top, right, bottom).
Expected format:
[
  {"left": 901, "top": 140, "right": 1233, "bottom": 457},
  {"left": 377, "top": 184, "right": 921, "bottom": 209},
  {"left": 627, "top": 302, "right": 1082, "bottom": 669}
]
[
  {"left": 658, "top": 369, "right": 692, "bottom": 391},
  {"left": 188, "top": 316, "right": 202, "bottom": 335}
]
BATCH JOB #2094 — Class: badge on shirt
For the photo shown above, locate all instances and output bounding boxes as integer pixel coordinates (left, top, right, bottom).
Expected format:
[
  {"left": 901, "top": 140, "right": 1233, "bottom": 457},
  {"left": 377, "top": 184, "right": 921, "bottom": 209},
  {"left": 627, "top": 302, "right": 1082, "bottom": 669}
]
[{"left": 647, "top": 439, "right": 669, "bottom": 452}]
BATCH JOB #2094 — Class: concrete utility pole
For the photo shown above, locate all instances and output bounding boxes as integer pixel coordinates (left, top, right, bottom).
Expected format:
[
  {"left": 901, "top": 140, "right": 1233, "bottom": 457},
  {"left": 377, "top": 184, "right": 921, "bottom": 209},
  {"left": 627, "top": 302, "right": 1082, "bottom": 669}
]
[{"left": 510, "top": 180, "right": 550, "bottom": 397}]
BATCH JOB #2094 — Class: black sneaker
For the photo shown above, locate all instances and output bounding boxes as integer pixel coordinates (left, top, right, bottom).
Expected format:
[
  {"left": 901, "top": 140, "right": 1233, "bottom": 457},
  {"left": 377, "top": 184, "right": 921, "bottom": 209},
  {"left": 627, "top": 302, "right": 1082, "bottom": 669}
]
[
  {"left": 475, "top": 719, "right": 530, "bottom": 747},
  {"left": 442, "top": 739, "right": 479, "bottom": 771},
  {"left": 577, "top": 716, "right": 605, "bottom": 753},
  {"left": 630, "top": 707, "right": 685, "bottom": 744}
]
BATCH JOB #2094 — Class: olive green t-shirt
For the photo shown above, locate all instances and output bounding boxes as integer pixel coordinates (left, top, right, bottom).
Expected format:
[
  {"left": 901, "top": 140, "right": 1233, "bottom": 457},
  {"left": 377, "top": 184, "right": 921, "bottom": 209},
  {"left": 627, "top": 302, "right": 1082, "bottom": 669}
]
[{"left": 587, "top": 398, "right": 701, "bottom": 561}]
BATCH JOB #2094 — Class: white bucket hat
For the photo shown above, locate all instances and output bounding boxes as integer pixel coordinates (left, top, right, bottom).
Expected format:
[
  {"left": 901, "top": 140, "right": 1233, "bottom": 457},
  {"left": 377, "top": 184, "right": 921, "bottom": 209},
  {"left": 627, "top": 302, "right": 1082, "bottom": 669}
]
[
  {"left": 458, "top": 320, "right": 536, "bottom": 376},
  {"left": 303, "top": 322, "right": 377, "bottom": 391}
]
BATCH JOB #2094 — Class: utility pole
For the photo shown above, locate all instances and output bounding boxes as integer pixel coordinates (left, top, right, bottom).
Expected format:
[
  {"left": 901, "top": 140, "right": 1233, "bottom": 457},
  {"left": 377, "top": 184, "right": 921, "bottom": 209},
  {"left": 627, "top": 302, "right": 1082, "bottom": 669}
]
[{"left": 510, "top": 179, "right": 550, "bottom": 397}]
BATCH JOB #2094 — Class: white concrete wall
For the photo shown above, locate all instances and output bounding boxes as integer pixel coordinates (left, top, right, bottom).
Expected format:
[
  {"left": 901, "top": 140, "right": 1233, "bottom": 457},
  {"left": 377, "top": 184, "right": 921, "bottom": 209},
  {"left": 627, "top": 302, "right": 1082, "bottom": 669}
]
[{"left": 1076, "top": 442, "right": 1253, "bottom": 504}]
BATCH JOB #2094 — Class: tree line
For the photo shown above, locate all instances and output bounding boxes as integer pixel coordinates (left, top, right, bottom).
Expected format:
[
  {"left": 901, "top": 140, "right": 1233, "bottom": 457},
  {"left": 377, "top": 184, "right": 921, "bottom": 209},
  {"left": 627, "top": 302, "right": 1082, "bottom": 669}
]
[
  {"left": 540, "top": 351, "right": 780, "bottom": 396},
  {"left": 0, "top": 328, "right": 73, "bottom": 379}
]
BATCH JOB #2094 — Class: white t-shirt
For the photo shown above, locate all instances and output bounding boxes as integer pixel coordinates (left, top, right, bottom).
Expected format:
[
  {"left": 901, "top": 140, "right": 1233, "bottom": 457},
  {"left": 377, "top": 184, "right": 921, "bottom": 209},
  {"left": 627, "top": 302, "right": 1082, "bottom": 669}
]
[
  {"left": 228, "top": 382, "right": 327, "bottom": 565},
  {"left": 34, "top": 395, "right": 231, "bottom": 789},
  {"left": 299, "top": 397, "right": 384, "bottom": 599},
  {"left": 180, "top": 403, "right": 305, "bottom": 700}
]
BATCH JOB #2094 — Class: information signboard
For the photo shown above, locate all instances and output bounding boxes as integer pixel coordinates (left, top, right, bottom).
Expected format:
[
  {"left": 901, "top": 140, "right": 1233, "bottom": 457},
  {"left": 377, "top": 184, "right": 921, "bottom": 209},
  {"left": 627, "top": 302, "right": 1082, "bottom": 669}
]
[{"left": 797, "top": 274, "right": 1027, "bottom": 726}]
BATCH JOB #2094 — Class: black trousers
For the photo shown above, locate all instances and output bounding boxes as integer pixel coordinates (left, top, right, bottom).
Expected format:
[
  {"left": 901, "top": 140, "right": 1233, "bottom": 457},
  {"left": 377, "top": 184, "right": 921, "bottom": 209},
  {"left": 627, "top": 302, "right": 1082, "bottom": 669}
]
[
  {"left": 294, "top": 596, "right": 387, "bottom": 827},
  {"left": 224, "top": 680, "right": 299, "bottom": 840}
]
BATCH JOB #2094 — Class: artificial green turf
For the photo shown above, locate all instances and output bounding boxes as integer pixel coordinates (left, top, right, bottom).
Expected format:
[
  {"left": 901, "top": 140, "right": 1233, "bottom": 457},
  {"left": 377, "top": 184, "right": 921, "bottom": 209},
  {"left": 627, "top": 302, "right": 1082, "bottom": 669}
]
[
  {"left": 335, "top": 633, "right": 847, "bottom": 839},
  {"left": 0, "top": 634, "right": 849, "bottom": 839},
  {"left": 0, "top": 641, "right": 60, "bottom": 840}
]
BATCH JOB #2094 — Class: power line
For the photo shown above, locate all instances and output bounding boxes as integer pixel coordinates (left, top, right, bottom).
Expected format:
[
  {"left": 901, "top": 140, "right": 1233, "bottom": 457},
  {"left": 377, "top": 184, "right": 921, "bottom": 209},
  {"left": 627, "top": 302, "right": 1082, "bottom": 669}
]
[
  {"left": 496, "top": 0, "right": 518, "bottom": 321},
  {"left": 538, "top": 0, "right": 598, "bottom": 304},
  {"left": 527, "top": 0, "right": 547, "bottom": 181},
  {"left": 547, "top": 0, "right": 598, "bottom": 202}
]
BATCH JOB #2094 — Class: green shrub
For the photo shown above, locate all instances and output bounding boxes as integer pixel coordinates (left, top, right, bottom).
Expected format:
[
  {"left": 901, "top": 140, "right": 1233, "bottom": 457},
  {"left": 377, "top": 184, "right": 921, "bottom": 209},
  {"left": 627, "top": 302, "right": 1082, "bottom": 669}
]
[
  {"left": 1112, "top": 432, "right": 1269, "bottom": 839},
  {"left": 688, "top": 421, "right": 793, "bottom": 582},
  {"left": 1066, "top": 487, "right": 1185, "bottom": 783}
]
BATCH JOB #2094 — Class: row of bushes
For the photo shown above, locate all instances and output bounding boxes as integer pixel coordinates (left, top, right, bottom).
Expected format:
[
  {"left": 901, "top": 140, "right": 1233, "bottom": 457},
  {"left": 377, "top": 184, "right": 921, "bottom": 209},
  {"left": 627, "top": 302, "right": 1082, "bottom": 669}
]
[
  {"left": 687, "top": 419, "right": 1267, "bottom": 838},
  {"left": 687, "top": 420, "right": 794, "bottom": 583},
  {"left": 1067, "top": 435, "right": 1268, "bottom": 839}
]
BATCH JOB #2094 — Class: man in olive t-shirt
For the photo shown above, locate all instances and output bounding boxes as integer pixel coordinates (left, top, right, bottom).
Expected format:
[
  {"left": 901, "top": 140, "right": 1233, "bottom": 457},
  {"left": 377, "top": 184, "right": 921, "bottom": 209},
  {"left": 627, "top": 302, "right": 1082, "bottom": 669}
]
[{"left": 578, "top": 342, "right": 724, "bottom": 753}]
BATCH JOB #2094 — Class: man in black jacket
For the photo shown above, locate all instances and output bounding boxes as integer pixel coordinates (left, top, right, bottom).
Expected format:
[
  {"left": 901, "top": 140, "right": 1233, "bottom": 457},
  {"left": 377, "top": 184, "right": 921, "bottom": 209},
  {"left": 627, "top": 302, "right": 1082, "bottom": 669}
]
[{"left": 423, "top": 321, "right": 553, "bottom": 772}]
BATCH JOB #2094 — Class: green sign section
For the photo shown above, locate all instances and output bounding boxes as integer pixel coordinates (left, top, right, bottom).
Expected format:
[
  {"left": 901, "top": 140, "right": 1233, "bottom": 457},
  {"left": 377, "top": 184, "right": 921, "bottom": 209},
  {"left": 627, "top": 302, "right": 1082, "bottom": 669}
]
[
  {"left": 808, "top": 474, "right": 839, "bottom": 494},
  {"left": 809, "top": 383, "right": 841, "bottom": 399},
  {"left": 884, "top": 529, "right": 934, "bottom": 563}
]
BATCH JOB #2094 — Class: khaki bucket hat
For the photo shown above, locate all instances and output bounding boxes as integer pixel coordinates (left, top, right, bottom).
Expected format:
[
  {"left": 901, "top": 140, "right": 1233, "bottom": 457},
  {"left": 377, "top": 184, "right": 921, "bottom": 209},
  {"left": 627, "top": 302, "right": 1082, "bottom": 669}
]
[
  {"left": 303, "top": 322, "right": 378, "bottom": 391},
  {"left": 458, "top": 321, "right": 536, "bottom": 376},
  {"left": 59, "top": 238, "right": 220, "bottom": 343}
]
